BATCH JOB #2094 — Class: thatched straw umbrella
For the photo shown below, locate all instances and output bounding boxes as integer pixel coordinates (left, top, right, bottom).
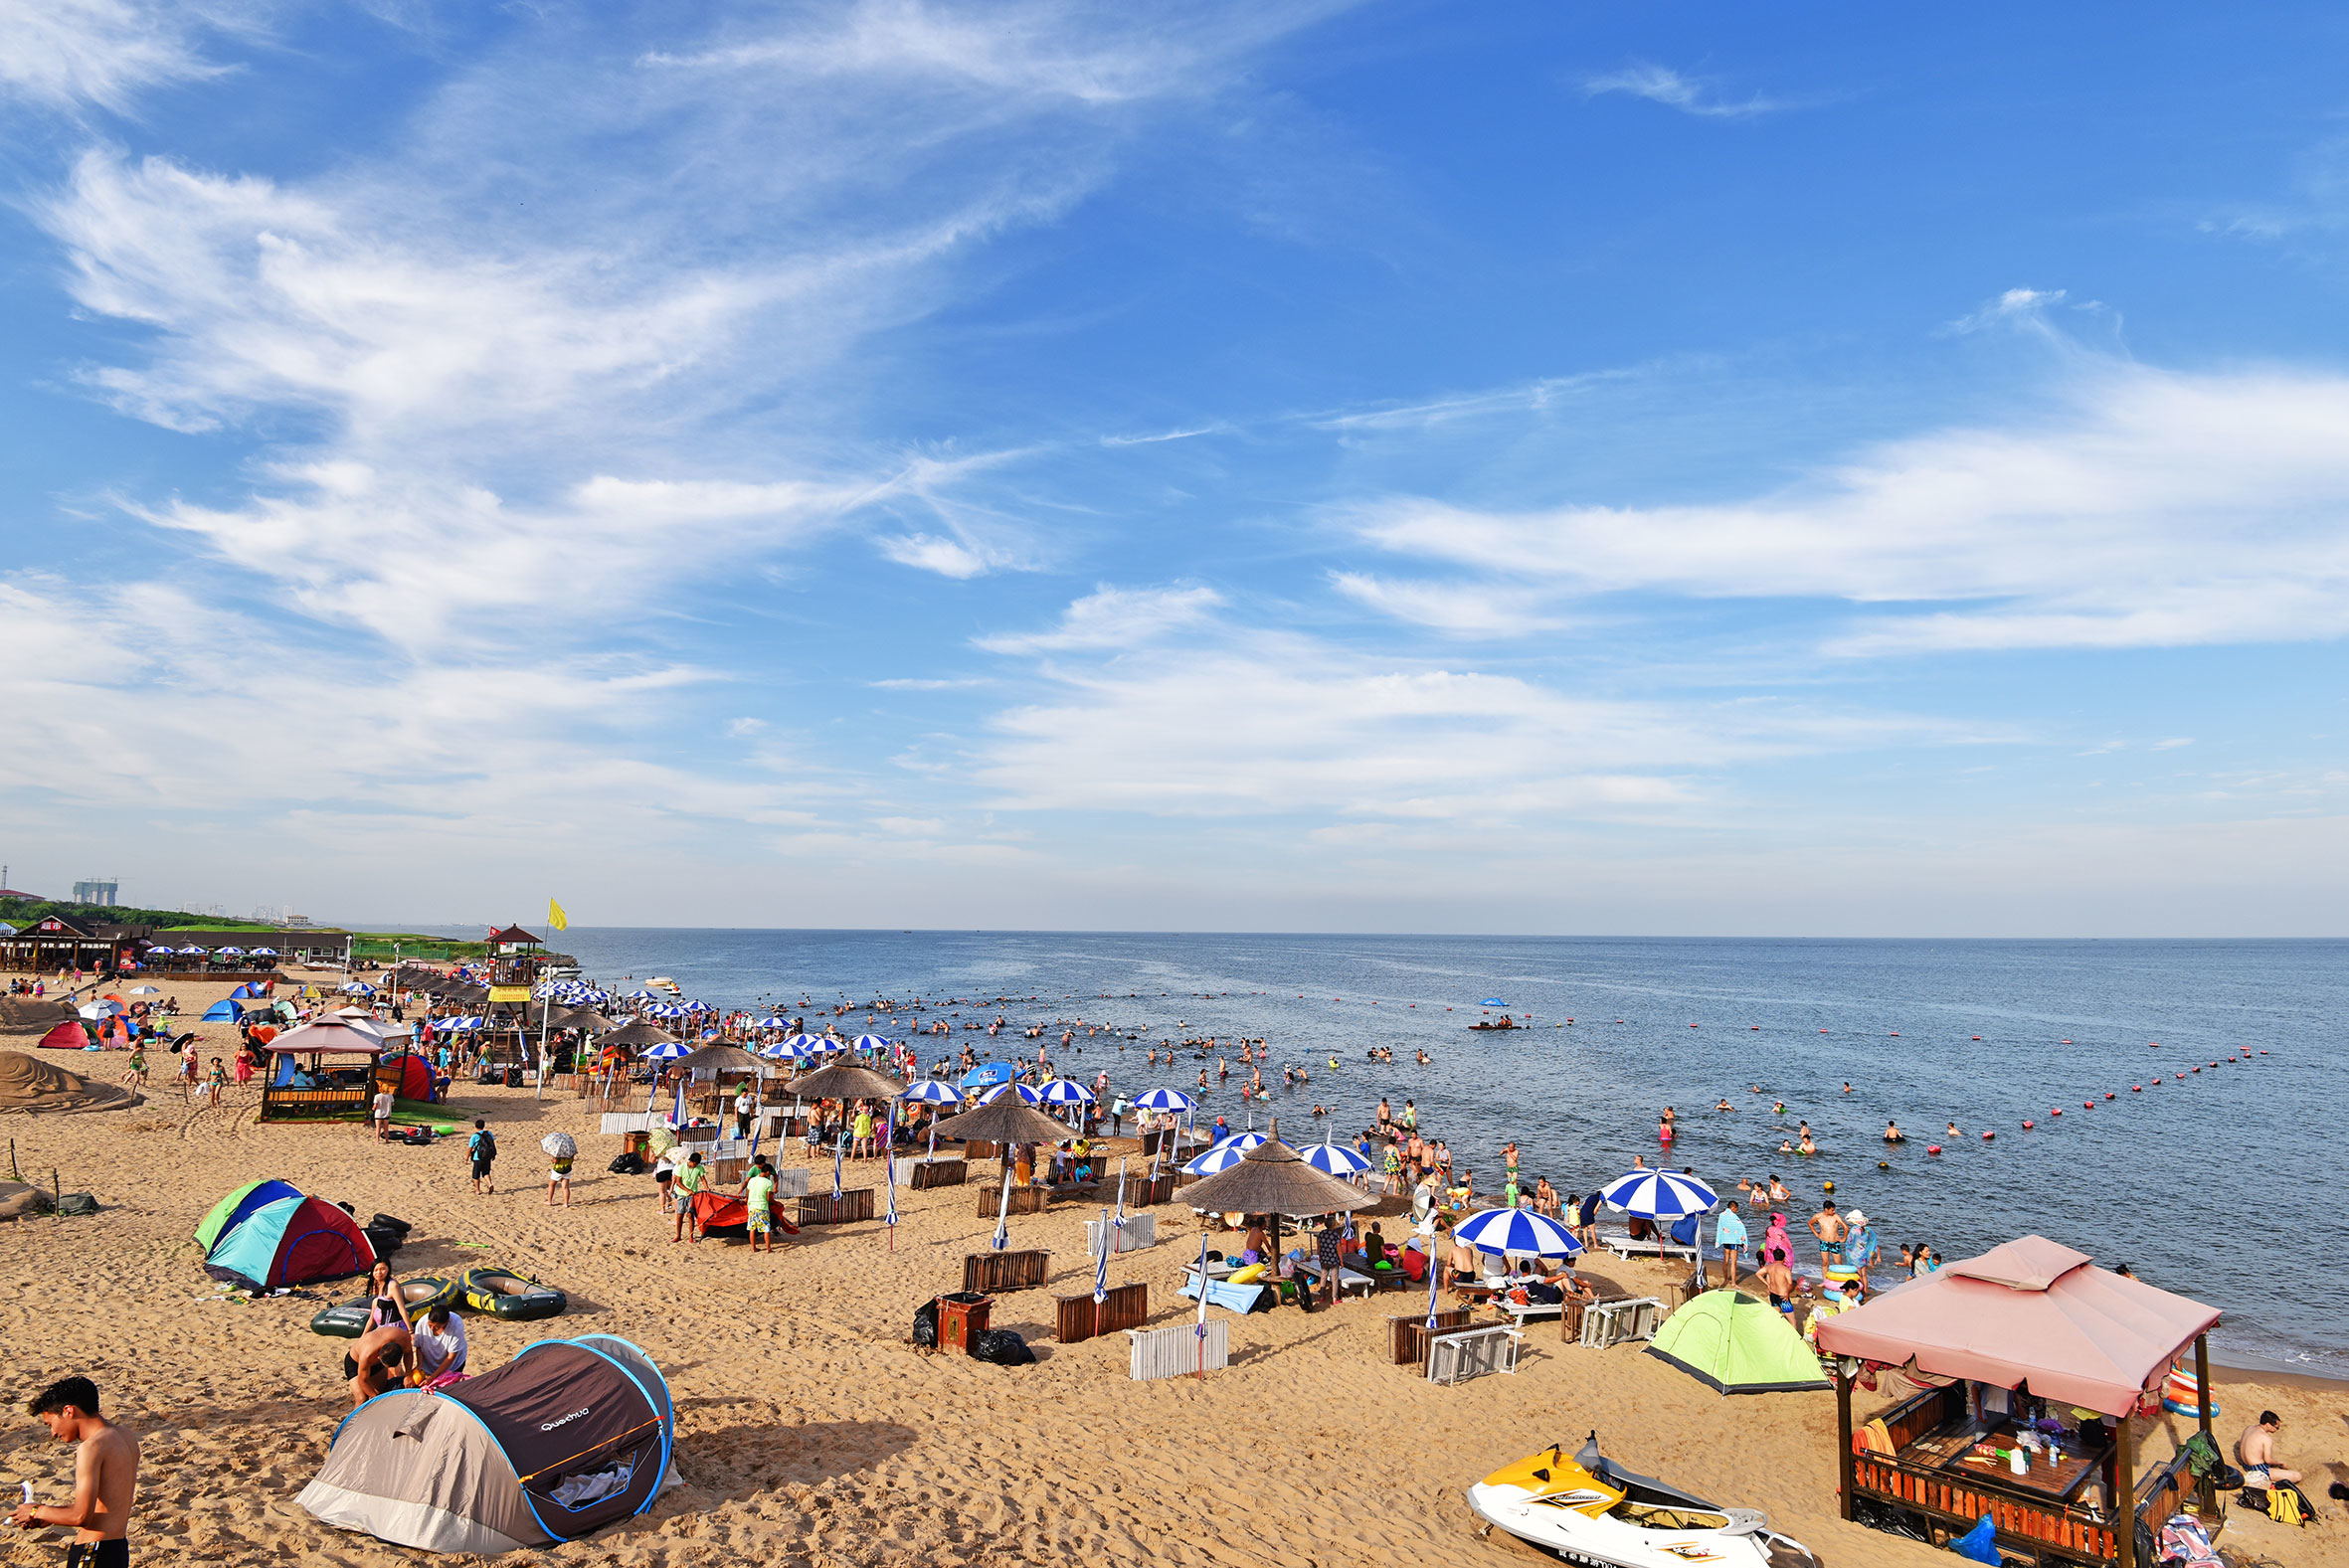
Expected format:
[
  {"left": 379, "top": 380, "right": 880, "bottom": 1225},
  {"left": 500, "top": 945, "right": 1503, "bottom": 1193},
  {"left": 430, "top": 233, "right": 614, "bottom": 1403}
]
[
  {"left": 676, "top": 1043, "right": 764, "bottom": 1076},
  {"left": 1181, "top": 1136, "right": 1369, "bottom": 1295},
  {"left": 927, "top": 1097, "right": 1071, "bottom": 1149},
  {"left": 598, "top": 1017, "right": 677, "bottom": 1051},
  {"left": 785, "top": 1063, "right": 907, "bottom": 1102}
]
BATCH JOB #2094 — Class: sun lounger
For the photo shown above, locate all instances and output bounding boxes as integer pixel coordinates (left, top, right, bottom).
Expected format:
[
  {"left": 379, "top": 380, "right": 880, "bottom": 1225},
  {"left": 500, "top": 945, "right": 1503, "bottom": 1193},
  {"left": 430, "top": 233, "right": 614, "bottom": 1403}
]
[
  {"left": 1595, "top": 1232, "right": 1698, "bottom": 1262},
  {"left": 1179, "top": 1271, "right": 1271, "bottom": 1314},
  {"left": 1493, "top": 1297, "right": 1565, "bottom": 1325}
]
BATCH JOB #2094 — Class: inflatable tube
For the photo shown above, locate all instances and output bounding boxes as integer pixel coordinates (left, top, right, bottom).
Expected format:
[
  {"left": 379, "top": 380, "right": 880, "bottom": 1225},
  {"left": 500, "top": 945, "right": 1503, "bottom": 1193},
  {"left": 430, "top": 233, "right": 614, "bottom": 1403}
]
[
  {"left": 308, "top": 1276, "right": 457, "bottom": 1336},
  {"left": 460, "top": 1267, "right": 569, "bottom": 1321}
]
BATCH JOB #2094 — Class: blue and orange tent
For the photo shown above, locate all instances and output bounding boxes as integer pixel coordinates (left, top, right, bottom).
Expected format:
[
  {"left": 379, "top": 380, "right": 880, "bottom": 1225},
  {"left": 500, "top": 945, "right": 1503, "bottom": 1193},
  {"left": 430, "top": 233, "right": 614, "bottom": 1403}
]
[{"left": 198, "top": 1180, "right": 375, "bottom": 1292}]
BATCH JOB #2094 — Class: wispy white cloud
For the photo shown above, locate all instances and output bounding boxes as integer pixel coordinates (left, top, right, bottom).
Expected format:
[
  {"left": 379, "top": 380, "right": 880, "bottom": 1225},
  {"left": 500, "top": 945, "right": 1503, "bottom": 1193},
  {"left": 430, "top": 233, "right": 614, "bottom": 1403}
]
[
  {"left": 1330, "top": 573, "right": 1563, "bottom": 638},
  {"left": 976, "top": 584, "right": 1225, "bottom": 653},
  {"left": 0, "top": 0, "right": 251, "bottom": 114},
  {"left": 1347, "top": 354, "right": 2349, "bottom": 655},
  {"left": 1582, "top": 63, "right": 1786, "bottom": 119}
]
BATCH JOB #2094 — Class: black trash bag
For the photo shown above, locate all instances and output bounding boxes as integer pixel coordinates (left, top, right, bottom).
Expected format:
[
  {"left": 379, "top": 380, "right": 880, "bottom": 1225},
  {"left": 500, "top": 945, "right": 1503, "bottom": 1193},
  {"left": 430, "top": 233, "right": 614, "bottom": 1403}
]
[
  {"left": 912, "top": 1299, "right": 940, "bottom": 1347},
  {"left": 608, "top": 1152, "right": 647, "bottom": 1175},
  {"left": 971, "top": 1328, "right": 1033, "bottom": 1366},
  {"left": 55, "top": 1193, "right": 98, "bottom": 1217}
]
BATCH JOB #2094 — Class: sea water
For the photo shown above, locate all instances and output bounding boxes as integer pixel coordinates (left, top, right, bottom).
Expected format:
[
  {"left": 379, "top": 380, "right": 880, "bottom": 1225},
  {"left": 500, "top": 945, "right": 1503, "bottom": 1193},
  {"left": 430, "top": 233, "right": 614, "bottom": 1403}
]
[{"left": 420, "top": 929, "right": 2347, "bottom": 1374}]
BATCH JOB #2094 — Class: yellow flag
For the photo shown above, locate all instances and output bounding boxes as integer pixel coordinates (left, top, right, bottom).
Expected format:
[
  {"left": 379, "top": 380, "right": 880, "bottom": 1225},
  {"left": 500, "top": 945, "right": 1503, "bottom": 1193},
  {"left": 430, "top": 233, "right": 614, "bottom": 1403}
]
[{"left": 548, "top": 898, "right": 570, "bottom": 932}]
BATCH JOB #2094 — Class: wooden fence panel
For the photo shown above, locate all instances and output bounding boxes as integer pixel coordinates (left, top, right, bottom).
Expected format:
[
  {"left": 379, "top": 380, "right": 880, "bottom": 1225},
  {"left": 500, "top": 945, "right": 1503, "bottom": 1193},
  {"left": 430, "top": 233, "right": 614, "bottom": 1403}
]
[
  {"left": 1128, "top": 1320, "right": 1228, "bottom": 1380},
  {"left": 963, "top": 1249, "right": 1051, "bottom": 1294},
  {"left": 796, "top": 1189, "right": 875, "bottom": 1225},
  {"left": 1055, "top": 1283, "right": 1150, "bottom": 1342},
  {"left": 911, "top": 1158, "right": 967, "bottom": 1189}
]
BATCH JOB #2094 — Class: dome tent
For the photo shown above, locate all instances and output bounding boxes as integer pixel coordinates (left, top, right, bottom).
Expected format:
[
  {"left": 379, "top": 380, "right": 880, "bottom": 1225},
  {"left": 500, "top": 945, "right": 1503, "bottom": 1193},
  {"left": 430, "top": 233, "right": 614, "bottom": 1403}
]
[
  {"left": 194, "top": 1178, "right": 301, "bottom": 1251},
  {"left": 298, "top": 1334, "right": 675, "bottom": 1554},
  {"left": 200, "top": 1183, "right": 374, "bottom": 1292},
  {"left": 1646, "top": 1289, "right": 1830, "bottom": 1395}
]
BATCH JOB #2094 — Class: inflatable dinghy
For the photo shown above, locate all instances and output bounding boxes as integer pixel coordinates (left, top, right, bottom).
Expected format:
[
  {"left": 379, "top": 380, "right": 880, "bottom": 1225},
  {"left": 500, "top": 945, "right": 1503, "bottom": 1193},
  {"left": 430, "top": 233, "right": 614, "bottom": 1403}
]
[{"left": 459, "top": 1267, "right": 568, "bottom": 1320}]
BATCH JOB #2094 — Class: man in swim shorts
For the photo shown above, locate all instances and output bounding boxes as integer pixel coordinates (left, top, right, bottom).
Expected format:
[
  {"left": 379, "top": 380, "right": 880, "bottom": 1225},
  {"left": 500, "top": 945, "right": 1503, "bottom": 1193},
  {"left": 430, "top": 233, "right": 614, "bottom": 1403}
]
[
  {"left": 11, "top": 1376, "right": 139, "bottom": 1568},
  {"left": 2236, "top": 1411, "right": 2300, "bottom": 1489},
  {"left": 745, "top": 1158, "right": 777, "bottom": 1254},
  {"left": 1809, "top": 1198, "right": 1847, "bottom": 1273}
]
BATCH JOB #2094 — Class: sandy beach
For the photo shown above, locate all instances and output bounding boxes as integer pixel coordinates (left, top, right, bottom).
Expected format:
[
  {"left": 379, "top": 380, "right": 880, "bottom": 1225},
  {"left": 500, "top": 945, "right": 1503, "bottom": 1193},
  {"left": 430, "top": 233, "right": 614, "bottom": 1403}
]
[{"left": 1, "top": 971, "right": 2339, "bottom": 1568}]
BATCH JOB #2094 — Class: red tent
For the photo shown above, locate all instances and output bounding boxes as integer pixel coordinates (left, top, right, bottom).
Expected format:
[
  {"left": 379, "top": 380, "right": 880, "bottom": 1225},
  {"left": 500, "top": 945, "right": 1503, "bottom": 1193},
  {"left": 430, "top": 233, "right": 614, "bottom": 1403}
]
[
  {"left": 36, "top": 1020, "right": 91, "bottom": 1051},
  {"left": 380, "top": 1053, "right": 433, "bottom": 1101}
]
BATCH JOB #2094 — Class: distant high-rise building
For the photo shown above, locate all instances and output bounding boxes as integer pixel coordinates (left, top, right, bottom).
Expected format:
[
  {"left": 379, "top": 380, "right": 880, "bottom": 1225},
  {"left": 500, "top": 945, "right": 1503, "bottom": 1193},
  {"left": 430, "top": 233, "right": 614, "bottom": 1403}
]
[{"left": 72, "top": 879, "right": 119, "bottom": 907}]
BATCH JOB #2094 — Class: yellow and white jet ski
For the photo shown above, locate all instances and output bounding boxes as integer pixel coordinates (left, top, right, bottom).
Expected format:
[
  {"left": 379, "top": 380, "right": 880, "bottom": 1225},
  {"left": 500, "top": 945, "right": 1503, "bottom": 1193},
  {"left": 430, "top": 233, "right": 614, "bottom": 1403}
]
[{"left": 1467, "top": 1434, "right": 1817, "bottom": 1568}]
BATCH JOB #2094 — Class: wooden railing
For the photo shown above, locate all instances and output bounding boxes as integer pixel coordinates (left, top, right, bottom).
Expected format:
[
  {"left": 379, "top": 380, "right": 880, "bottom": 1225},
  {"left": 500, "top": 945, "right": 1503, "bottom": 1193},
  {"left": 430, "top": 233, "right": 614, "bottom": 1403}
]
[
  {"left": 1851, "top": 1451, "right": 2117, "bottom": 1562},
  {"left": 258, "top": 1087, "right": 369, "bottom": 1122}
]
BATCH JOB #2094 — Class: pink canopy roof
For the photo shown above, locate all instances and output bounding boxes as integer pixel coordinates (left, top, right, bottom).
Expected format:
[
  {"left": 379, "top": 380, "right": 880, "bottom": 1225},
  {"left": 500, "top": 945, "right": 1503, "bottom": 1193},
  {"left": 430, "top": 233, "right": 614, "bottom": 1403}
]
[
  {"left": 261, "top": 1021, "right": 388, "bottom": 1055},
  {"left": 1813, "top": 1235, "right": 2221, "bottom": 1417}
]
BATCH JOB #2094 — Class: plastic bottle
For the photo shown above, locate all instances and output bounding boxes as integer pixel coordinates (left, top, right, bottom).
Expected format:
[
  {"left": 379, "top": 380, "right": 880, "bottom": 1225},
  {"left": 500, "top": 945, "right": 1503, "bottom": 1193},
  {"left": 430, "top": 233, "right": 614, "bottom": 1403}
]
[{"left": 2008, "top": 1447, "right": 2028, "bottom": 1477}]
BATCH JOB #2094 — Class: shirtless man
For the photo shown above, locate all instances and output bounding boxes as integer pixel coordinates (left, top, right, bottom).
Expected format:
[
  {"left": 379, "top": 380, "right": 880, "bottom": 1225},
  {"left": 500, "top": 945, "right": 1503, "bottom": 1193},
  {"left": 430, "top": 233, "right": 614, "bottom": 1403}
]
[
  {"left": 349, "top": 1321, "right": 414, "bottom": 1408},
  {"left": 11, "top": 1376, "right": 139, "bottom": 1568},
  {"left": 1757, "top": 1255, "right": 1796, "bottom": 1312},
  {"left": 1808, "top": 1198, "right": 1847, "bottom": 1272},
  {"left": 2235, "top": 1411, "right": 2301, "bottom": 1488}
]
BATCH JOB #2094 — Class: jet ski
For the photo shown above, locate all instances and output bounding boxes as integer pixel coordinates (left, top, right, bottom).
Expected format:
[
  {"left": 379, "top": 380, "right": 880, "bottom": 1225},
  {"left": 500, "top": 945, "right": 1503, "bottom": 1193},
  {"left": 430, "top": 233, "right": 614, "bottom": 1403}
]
[{"left": 1467, "top": 1433, "right": 1817, "bottom": 1568}]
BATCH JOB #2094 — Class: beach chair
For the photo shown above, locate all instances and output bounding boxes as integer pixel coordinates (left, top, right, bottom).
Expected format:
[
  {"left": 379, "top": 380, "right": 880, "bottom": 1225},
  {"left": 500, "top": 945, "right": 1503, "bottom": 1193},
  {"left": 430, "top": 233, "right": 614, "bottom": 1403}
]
[{"left": 1178, "top": 1271, "right": 1271, "bottom": 1314}]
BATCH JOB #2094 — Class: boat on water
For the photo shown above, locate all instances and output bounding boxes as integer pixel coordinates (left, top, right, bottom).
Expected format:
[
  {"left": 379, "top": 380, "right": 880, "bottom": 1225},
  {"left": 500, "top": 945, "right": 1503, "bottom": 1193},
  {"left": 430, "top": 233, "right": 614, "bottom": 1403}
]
[
  {"left": 644, "top": 976, "right": 682, "bottom": 993},
  {"left": 1466, "top": 1434, "right": 1815, "bottom": 1568},
  {"left": 1470, "top": 1016, "right": 1522, "bottom": 1031}
]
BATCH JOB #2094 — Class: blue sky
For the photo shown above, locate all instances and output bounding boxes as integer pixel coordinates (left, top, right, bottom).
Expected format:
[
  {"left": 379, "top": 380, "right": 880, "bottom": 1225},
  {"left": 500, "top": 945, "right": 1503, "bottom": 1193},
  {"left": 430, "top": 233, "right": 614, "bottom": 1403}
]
[{"left": 3, "top": 0, "right": 2346, "bottom": 935}]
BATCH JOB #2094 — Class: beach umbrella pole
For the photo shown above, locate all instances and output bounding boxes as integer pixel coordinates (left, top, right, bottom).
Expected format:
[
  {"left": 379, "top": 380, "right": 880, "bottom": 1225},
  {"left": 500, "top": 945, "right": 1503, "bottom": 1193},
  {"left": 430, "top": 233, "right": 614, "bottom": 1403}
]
[{"left": 993, "top": 1162, "right": 1012, "bottom": 1251}]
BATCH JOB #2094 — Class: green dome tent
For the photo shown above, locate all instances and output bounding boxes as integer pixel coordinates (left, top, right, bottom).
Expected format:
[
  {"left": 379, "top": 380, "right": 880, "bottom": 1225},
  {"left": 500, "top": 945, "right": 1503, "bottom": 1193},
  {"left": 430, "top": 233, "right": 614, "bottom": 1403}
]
[{"left": 1646, "top": 1290, "right": 1830, "bottom": 1395}]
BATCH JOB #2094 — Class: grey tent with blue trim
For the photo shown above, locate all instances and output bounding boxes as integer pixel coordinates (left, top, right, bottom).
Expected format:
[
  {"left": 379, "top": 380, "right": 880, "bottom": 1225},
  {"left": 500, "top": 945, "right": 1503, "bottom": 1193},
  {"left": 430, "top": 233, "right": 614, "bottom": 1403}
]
[{"left": 297, "top": 1334, "right": 675, "bottom": 1553}]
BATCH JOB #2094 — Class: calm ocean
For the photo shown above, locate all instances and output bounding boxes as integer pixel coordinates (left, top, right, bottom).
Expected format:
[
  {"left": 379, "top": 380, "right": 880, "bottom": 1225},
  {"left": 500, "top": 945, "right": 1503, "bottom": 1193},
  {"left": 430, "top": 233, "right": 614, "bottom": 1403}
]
[{"left": 405, "top": 928, "right": 2347, "bottom": 1374}]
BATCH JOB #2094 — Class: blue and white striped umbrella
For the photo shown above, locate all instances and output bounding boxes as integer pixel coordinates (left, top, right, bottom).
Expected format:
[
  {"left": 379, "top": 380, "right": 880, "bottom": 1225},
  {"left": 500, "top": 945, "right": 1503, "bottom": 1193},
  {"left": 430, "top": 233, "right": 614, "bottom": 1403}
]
[
  {"left": 249, "top": 947, "right": 278, "bottom": 957},
  {"left": 682, "top": 999, "right": 712, "bottom": 1013},
  {"left": 1131, "top": 1088, "right": 1194, "bottom": 1113},
  {"left": 642, "top": 1040, "right": 692, "bottom": 1061},
  {"left": 643, "top": 1003, "right": 689, "bottom": 1019},
  {"left": 532, "top": 982, "right": 566, "bottom": 998},
  {"left": 216, "top": 947, "right": 246, "bottom": 957},
  {"left": 1182, "top": 1140, "right": 1254, "bottom": 1176},
  {"left": 982, "top": 1081, "right": 1044, "bottom": 1105},
  {"left": 1600, "top": 1168, "right": 1717, "bottom": 1219},
  {"left": 1211, "top": 1130, "right": 1270, "bottom": 1154},
  {"left": 900, "top": 1080, "right": 962, "bottom": 1105},
  {"left": 1301, "top": 1140, "right": 1372, "bottom": 1176},
  {"left": 754, "top": 1016, "right": 790, "bottom": 1030},
  {"left": 174, "top": 945, "right": 205, "bottom": 955},
  {"left": 627, "top": 988, "right": 657, "bottom": 1000},
  {"left": 781, "top": 1033, "right": 824, "bottom": 1052},
  {"left": 1037, "top": 1078, "right": 1096, "bottom": 1106},
  {"left": 340, "top": 981, "right": 377, "bottom": 995},
  {"left": 852, "top": 1033, "right": 894, "bottom": 1053},
  {"left": 1453, "top": 1206, "right": 1582, "bottom": 1258}
]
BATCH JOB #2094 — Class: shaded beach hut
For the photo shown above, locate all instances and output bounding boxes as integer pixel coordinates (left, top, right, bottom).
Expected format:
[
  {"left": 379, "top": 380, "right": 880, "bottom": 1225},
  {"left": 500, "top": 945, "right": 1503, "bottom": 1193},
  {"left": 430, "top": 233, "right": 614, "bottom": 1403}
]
[
  {"left": 1179, "top": 1136, "right": 1369, "bottom": 1284},
  {"left": 1815, "top": 1236, "right": 2222, "bottom": 1568},
  {"left": 259, "top": 1020, "right": 388, "bottom": 1122}
]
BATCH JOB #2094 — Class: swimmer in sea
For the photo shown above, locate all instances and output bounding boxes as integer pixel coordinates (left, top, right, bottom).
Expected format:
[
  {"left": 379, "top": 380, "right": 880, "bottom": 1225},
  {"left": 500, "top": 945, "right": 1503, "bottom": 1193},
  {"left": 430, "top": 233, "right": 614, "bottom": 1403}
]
[
  {"left": 1945, "top": 1121, "right": 1960, "bottom": 1138},
  {"left": 1798, "top": 1132, "right": 1818, "bottom": 1155},
  {"left": 1884, "top": 1121, "right": 1904, "bottom": 1142},
  {"left": 1773, "top": 1101, "right": 1786, "bottom": 1114},
  {"left": 1778, "top": 1139, "right": 1795, "bottom": 1153},
  {"left": 1714, "top": 1098, "right": 1734, "bottom": 1112}
]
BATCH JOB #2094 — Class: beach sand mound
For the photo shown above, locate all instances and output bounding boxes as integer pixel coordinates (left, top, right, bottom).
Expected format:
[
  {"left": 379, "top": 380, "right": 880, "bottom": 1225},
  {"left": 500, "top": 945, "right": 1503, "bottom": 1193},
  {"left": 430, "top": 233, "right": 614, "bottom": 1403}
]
[
  {"left": 0, "top": 995, "right": 78, "bottom": 1035},
  {"left": 0, "top": 1180, "right": 55, "bottom": 1219},
  {"left": 0, "top": 1049, "right": 135, "bottom": 1114}
]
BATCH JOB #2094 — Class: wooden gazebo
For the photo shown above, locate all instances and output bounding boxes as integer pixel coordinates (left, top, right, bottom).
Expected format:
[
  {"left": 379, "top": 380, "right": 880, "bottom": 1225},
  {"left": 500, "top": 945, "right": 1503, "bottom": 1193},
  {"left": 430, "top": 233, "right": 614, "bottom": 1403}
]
[{"left": 1815, "top": 1236, "right": 2222, "bottom": 1568}]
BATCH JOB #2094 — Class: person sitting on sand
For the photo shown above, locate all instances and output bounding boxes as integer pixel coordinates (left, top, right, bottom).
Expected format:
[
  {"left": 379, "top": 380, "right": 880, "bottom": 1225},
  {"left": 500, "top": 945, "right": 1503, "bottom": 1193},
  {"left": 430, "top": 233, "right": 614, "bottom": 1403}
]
[
  {"left": 349, "top": 1321, "right": 413, "bottom": 1406},
  {"left": 2236, "top": 1411, "right": 2301, "bottom": 1489}
]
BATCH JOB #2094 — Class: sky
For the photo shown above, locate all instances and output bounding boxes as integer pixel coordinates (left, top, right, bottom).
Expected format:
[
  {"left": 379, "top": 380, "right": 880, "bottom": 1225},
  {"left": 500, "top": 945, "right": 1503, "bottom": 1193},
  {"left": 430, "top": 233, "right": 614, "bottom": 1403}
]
[{"left": 2, "top": 0, "right": 2346, "bottom": 937}]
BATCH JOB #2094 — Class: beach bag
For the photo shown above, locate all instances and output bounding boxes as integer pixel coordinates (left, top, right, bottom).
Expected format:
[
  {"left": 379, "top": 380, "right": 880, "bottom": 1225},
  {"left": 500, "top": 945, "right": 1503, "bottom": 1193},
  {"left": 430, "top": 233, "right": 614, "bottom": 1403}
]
[
  {"left": 55, "top": 1193, "right": 97, "bottom": 1217},
  {"left": 970, "top": 1328, "right": 1033, "bottom": 1366},
  {"left": 2264, "top": 1481, "right": 2314, "bottom": 1526},
  {"left": 608, "top": 1151, "right": 646, "bottom": 1175},
  {"left": 912, "top": 1300, "right": 940, "bottom": 1348},
  {"left": 2178, "top": 1431, "right": 2241, "bottom": 1490}
]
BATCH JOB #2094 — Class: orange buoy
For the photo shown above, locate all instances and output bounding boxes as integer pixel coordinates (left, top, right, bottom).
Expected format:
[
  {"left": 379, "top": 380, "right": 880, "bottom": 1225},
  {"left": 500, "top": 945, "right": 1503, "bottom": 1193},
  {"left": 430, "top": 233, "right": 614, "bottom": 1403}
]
[
  {"left": 2148, "top": 1042, "right": 2160, "bottom": 1048},
  {"left": 2022, "top": 1120, "right": 2034, "bottom": 1129},
  {"left": 1926, "top": 1143, "right": 1942, "bottom": 1154},
  {"left": 2132, "top": 1085, "right": 2142, "bottom": 1092},
  {"left": 1689, "top": 1023, "right": 1699, "bottom": 1028},
  {"left": 1818, "top": 1029, "right": 1829, "bottom": 1034},
  {"left": 1889, "top": 1032, "right": 1900, "bottom": 1037},
  {"left": 2104, "top": 1092, "right": 2115, "bottom": 1100},
  {"left": 2083, "top": 1101, "right": 2094, "bottom": 1109},
  {"left": 1750, "top": 1025, "right": 1760, "bottom": 1030},
  {"left": 1982, "top": 1131, "right": 1995, "bottom": 1140},
  {"left": 1971, "top": 1035, "right": 1981, "bottom": 1041},
  {"left": 2060, "top": 1038, "right": 2073, "bottom": 1044}
]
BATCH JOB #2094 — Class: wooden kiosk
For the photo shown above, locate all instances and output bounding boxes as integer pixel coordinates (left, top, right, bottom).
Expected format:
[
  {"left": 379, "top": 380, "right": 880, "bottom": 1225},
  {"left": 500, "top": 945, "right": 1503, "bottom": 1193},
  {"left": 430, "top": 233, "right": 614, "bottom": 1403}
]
[{"left": 1815, "top": 1236, "right": 2223, "bottom": 1568}]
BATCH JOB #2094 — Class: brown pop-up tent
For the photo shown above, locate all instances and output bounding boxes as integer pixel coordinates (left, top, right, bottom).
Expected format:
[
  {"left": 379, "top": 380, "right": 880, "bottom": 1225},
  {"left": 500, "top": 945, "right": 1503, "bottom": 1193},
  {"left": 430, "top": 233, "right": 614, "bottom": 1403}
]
[{"left": 299, "top": 1334, "right": 675, "bottom": 1554}]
